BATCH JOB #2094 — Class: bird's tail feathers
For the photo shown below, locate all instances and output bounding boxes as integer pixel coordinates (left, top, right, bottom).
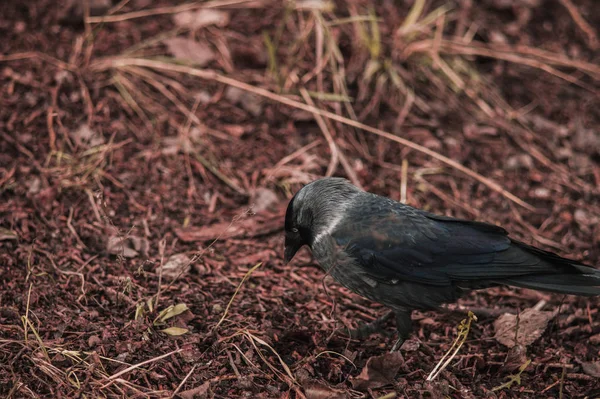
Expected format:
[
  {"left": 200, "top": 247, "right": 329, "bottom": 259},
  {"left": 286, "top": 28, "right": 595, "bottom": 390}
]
[{"left": 501, "top": 272, "right": 600, "bottom": 296}]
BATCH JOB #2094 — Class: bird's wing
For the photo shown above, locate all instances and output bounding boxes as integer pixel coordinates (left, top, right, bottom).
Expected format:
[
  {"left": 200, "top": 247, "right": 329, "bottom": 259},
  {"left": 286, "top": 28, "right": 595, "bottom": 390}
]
[{"left": 331, "top": 196, "right": 551, "bottom": 287}]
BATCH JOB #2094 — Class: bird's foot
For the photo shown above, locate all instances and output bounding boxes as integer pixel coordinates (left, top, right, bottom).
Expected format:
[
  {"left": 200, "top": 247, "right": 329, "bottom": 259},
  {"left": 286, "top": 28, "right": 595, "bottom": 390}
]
[
  {"left": 345, "top": 310, "right": 395, "bottom": 339},
  {"left": 390, "top": 337, "right": 404, "bottom": 352}
]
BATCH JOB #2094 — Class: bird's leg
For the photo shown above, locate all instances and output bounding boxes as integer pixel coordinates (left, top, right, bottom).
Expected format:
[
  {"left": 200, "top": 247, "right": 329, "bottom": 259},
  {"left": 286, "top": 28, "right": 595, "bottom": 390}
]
[
  {"left": 346, "top": 310, "right": 395, "bottom": 339},
  {"left": 390, "top": 310, "right": 413, "bottom": 352}
]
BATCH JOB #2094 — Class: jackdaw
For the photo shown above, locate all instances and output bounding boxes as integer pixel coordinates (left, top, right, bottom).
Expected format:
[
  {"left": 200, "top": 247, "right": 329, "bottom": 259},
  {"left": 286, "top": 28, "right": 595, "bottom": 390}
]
[{"left": 284, "top": 177, "right": 600, "bottom": 348}]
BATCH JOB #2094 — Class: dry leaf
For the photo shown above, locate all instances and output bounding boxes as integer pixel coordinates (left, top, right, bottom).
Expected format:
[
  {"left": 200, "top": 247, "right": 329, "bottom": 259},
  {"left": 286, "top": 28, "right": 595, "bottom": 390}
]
[
  {"left": 494, "top": 308, "right": 558, "bottom": 348},
  {"left": 224, "top": 86, "right": 263, "bottom": 116},
  {"left": 156, "top": 303, "right": 189, "bottom": 324},
  {"left": 581, "top": 361, "right": 600, "bottom": 378},
  {"left": 161, "top": 327, "right": 189, "bottom": 336},
  {"left": 303, "top": 380, "right": 347, "bottom": 399},
  {"left": 129, "top": 235, "right": 149, "bottom": 257},
  {"left": 179, "top": 381, "right": 210, "bottom": 399},
  {"left": 107, "top": 236, "right": 138, "bottom": 258},
  {"left": 0, "top": 227, "right": 18, "bottom": 241},
  {"left": 589, "top": 333, "right": 600, "bottom": 344},
  {"left": 350, "top": 352, "right": 404, "bottom": 391},
  {"left": 502, "top": 344, "right": 528, "bottom": 371},
  {"left": 162, "top": 136, "right": 193, "bottom": 155},
  {"left": 173, "top": 9, "right": 229, "bottom": 29},
  {"left": 164, "top": 38, "right": 215, "bottom": 66},
  {"left": 70, "top": 124, "right": 105, "bottom": 148},
  {"left": 400, "top": 339, "right": 420, "bottom": 352},
  {"left": 251, "top": 188, "right": 279, "bottom": 213},
  {"left": 161, "top": 253, "right": 191, "bottom": 280},
  {"left": 27, "top": 177, "right": 41, "bottom": 195}
]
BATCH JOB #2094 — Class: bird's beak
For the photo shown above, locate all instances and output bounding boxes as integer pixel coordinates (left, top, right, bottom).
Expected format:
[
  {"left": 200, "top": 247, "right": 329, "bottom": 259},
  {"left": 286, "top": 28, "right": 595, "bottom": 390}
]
[{"left": 284, "top": 236, "right": 302, "bottom": 264}]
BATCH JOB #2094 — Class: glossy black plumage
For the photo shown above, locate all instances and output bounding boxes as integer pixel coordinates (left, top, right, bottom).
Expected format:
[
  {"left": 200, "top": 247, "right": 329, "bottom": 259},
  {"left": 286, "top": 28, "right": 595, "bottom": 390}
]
[
  {"left": 333, "top": 194, "right": 598, "bottom": 294},
  {"left": 283, "top": 177, "right": 600, "bottom": 346}
]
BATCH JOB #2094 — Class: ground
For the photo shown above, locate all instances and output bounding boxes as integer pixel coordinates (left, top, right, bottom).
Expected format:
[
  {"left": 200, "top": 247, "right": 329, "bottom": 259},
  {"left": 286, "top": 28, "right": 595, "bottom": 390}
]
[{"left": 1, "top": 0, "right": 599, "bottom": 398}]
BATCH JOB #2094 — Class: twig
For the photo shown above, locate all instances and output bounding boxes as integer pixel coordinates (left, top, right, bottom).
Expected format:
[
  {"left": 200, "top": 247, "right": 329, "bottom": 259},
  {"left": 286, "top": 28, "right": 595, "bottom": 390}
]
[
  {"left": 298, "top": 87, "right": 339, "bottom": 178},
  {"left": 86, "top": 0, "right": 258, "bottom": 23},
  {"left": 558, "top": 0, "right": 598, "bottom": 50},
  {"left": 0, "top": 52, "right": 75, "bottom": 71},
  {"left": 154, "top": 238, "right": 167, "bottom": 310},
  {"left": 67, "top": 207, "right": 87, "bottom": 248},
  {"left": 103, "top": 348, "right": 183, "bottom": 384},
  {"left": 427, "top": 311, "right": 477, "bottom": 381},
  {"left": 193, "top": 152, "right": 246, "bottom": 195},
  {"left": 171, "top": 363, "right": 197, "bottom": 398},
  {"left": 214, "top": 262, "right": 262, "bottom": 331},
  {"left": 400, "top": 159, "right": 408, "bottom": 204}
]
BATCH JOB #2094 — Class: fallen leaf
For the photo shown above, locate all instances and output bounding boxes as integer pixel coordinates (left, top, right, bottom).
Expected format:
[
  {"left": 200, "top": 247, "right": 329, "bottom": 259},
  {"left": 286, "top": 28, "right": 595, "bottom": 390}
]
[
  {"left": 162, "top": 136, "right": 193, "bottom": 155},
  {"left": 107, "top": 236, "right": 138, "bottom": 258},
  {"left": 156, "top": 303, "right": 189, "bottom": 324},
  {"left": 70, "top": 124, "right": 105, "bottom": 148},
  {"left": 0, "top": 227, "right": 18, "bottom": 241},
  {"left": 572, "top": 125, "right": 600, "bottom": 155},
  {"left": 173, "top": 9, "right": 230, "bottom": 29},
  {"left": 574, "top": 209, "right": 599, "bottom": 227},
  {"left": 129, "top": 236, "right": 149, "bottom": 257},
  {"left": 88, "top": 335, "right": 101, "bottom": 348},
  {"left": 161, "top": 327, "right": 189, "bottom": 336},
  {"left": 303, "top": 379, "right": 347, "bottom": 399},
  {"left": 505, "top": 154, "right": 534, "bottom": 170},
  {"left": 502, "top": 344, "right": 528, "bottom": 371},
  {"left": 224, "top": 86, "right": 263, "bottom": 116},
  {"left": 161, "top": 253, "right": 191, "bottom": 280},
  {"left": 589, "top": 333, "right": 600, "bottom": 344},
  {"left": 27, "top": 177, "right": 41, "bottom": 195},
  {"left": 581, "top": 361, "right": 600, "bottom": 378},
  {"left": 494, "top": 308, "right": 558, "bottom": 348},
  {"left": 400, "top": 339, "right": 420, "bottom": 352},
  {"left": 251, "top": 188, "right": 279, "bottom": 213},
  {"left": 179, "top": 381, "right": 210, "bottom": 399},
  {"left": 350, "top": 352, "right": 404, "bottom": 391},
  {"left": 164, "top": 38, "right": 215, "bottom": 66},
  {"left": 222, "top": 124, "right": 246, "bottom": 138}
]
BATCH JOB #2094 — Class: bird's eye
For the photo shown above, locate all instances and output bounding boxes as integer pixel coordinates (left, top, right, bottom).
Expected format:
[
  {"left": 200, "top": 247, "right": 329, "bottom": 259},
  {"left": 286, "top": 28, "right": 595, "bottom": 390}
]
[{"left": 291, "top": 227, "right": 299, "bottom": 233}]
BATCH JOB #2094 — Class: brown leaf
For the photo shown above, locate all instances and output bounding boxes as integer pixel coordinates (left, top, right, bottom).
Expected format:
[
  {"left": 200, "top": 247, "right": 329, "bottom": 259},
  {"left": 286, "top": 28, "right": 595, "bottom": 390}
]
[
  {"left": 0, "top": 227, "right": 18, "bottom": 241},
  {"left": 107, "top": 236, "right": 138, "bottom": 258},
  {"left": 164, "top": 38, "right": 215, "bottom": 66},
  {"left": 173, "top": 9, "right": 229, "bottom": 30},
  {"left": 303, "top": 380, "right": 348, "bottom": 399},
  {"left": 494, "top": 308, "right": 558, "bottom": 348},
  {"left": 224, "top": 87, "right": 263, "bottom": 116},
  {"left": 581, "top": 361, "right": 600, "bottom": 378},
  {"left": 350, "top": 352, "right": 404, "bottom": 391},
  {"left": 70, "top": 124, "right": 105, "bottom": 148},
  {"left": 161, "top": 253, "right": 191, "bottom": 280},
  {"left": 589, "top": 333, "right": 600, "bottom": 344},
  {"left": 399, "top": 338, "right": 420, "bottom": 352},
  {"left": 502, "top": 344, "right": 528, "bottom": 371},
  {"left": 179, "top": 381, "right": 210, "bottom": 399},
  {"left": 250, "top": 188, "right": 279, "bottom": 213},
  {"left": 161, "top": 327, "right": 189, "bottom": 336}
]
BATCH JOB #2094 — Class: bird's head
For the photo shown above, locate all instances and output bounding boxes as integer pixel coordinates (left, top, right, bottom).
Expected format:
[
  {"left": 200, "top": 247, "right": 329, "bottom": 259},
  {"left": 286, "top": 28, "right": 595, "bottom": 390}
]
[{"left": 284, "top": 177, "right": 361, "bottom": 264}]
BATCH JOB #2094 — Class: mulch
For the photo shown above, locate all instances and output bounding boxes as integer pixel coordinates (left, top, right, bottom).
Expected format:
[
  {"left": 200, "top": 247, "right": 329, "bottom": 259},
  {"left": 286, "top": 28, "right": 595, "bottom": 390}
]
[{"left": 1, "top": 0, "right": 599, "bottom": 397}]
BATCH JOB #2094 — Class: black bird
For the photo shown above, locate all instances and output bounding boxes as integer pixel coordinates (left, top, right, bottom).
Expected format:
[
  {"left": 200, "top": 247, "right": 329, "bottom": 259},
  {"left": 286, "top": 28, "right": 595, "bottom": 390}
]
[{"left": 284, "top": 177, "right": 600, "bottom": 348}]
